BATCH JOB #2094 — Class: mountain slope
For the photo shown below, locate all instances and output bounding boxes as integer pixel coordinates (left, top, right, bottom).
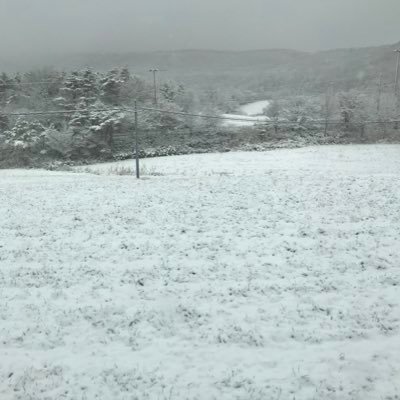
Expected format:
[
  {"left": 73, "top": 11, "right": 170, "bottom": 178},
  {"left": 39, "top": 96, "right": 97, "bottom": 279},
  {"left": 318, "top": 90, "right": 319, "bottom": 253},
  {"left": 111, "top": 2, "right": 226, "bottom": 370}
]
[{"left": 1, "top": 41, "right": 399, "bottom": 95}]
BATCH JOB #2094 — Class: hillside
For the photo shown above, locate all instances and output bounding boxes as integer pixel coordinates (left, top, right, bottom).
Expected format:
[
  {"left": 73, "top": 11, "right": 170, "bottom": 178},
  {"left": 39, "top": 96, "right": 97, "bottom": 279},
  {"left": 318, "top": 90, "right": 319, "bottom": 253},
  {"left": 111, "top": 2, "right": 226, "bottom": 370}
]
[{"left": 2, "top": 41, "right": 400, "bottom": 96}]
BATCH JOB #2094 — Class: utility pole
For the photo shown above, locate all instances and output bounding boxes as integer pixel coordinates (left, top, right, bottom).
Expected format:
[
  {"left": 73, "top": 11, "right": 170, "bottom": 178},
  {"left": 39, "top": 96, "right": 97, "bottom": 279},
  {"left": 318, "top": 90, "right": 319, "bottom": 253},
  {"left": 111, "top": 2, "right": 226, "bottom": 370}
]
[
  {"left": 377, "top": 73, "right": 383, "bottom": 116},
  {"left": 149, "top": 68, "right": 159, "bottom": 105},
  {"left": 395, "top": 49, "right": 400, "bottom": 95},
  {"left": 324, "top": 82, "right": 333, "bottom": 135},
  {"left": 134, "top": 100, "right": 140, "bottom": 179},
  {"left": 376, "top": 73, "right": 387, "bottom": 135},
  {"left": 149, "top": 68, "right": 167, "bottom": 105},
  {"left": 394, "top": 49, "right": 400, "bottom": 128}
]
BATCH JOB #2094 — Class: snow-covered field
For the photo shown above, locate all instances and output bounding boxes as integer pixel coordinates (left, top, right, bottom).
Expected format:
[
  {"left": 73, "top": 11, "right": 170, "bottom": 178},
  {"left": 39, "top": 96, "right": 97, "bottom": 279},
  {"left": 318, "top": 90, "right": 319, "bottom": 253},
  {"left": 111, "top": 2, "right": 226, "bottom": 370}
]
[{"left": 1, "top": 144, "right": 400, "bottom": 400}]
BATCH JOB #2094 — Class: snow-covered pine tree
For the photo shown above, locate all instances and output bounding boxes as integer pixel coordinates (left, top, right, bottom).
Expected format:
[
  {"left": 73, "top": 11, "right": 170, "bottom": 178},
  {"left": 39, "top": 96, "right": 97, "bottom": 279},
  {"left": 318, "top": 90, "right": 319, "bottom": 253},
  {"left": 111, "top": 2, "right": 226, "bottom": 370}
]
[{"left": 100, "top": 69, "right": 122, "bottom": 105}]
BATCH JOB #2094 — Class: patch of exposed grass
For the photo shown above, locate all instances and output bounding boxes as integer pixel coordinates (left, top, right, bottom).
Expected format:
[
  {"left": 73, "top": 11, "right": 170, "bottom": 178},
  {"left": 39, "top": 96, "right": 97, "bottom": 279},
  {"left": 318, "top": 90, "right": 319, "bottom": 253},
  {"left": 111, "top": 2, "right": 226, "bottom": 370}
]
[{"left": 77, "top": 164, "right": 163, "bottom": 177}]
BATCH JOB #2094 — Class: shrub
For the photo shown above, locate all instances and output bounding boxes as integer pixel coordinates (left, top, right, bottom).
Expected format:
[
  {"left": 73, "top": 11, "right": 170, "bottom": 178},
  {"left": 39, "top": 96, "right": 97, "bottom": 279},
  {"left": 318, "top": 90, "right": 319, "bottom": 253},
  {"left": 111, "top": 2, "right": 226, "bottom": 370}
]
[{"left": 0, "top": 142, "right": 35, "bottom": 168}]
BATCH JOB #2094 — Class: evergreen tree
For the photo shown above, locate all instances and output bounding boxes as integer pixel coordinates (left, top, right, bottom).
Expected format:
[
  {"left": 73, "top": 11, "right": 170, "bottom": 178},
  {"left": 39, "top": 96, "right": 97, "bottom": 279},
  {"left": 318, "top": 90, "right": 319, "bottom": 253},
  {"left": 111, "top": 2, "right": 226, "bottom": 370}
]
[
  {"left": 81, "top": 68, "right": 99, "bottom": 101},
  {"left": 0, "top": 73, "right": 13, "bottom": 105},
  {"left": 100, "top": 69, "right": 122, "bottom": 105},
  {"left": 120, "top": 67, "right": 131, "bottom": 83}
]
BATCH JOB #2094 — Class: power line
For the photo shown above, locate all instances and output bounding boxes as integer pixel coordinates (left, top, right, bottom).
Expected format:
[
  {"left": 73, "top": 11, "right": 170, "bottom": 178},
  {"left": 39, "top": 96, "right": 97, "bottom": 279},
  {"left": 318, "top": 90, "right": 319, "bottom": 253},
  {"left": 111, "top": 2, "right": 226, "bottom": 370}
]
[
  {"left": 0, "top": 108, "right": 127, "bottom": 116},
  {"left": 0, "top": 105, "right": 269, "bottom": 122},
  {"left": 137, "top": 105, "right": 269, "bottom": 123},
  {"left": 135, "top": 105, "right": 400, "bottom": 125},
  {"left": 1, "top": 105, "right": 400, "bottom": 126},
  {"left": 0, "top": 73, "right": 147, "bottom": 88},
  {"left": 0, "top": 75, "right": 396, "bottom": 90},
  {"left": 0, "top": 80, "right": 63, "bottom": 87}
]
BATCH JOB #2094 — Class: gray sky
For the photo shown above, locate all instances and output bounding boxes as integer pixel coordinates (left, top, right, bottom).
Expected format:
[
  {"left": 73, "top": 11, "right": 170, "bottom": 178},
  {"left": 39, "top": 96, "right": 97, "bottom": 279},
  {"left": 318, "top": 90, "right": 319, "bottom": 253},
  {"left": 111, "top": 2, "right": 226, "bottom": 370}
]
[{"left": 0, "top": 0, "right": 399, "bottom": 55}]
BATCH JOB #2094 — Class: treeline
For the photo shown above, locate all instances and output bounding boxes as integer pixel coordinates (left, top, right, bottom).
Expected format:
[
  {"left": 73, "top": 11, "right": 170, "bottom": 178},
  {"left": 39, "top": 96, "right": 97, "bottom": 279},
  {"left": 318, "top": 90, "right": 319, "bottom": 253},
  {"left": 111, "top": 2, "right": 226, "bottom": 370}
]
[
  {"left": 0, "top": 67, "right": 239, "bottom": 166},
  {"left": 265, "top": 89, "right": 400, "bottom": 134},
  {"left": 0, "top": 67, "right": 399, "bottom": 168}
]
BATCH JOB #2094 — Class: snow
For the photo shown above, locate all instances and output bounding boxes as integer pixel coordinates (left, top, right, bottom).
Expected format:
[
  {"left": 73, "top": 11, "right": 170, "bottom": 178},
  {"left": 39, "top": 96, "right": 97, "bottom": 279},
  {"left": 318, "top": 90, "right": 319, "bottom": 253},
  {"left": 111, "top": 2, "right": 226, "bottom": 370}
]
[
  {"left": 222, "top": 100, "right": 270, "bottom": 127},
  {"left": 221, "top": 113, "right": 269, "bottom": 127},
  {"left": 239, "top": 100, "right": 271, "bottom": 116},
  {"left": 1, "top": 144, "right": 400, "bottom": 399}
]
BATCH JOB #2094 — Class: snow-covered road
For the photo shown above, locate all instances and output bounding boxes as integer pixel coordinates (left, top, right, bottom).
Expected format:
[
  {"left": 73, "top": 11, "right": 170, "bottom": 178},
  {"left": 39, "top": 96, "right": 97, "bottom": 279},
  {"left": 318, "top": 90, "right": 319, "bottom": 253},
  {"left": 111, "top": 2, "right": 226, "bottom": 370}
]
[
  {"left": 1, "top": 145, "right": 400, "bottom": 399},
  {"left": 239, "top": 100, "right": 270, "bottom": 116},
  {"left": 222, "top": 99, "right": 270, "bottom": 127}
]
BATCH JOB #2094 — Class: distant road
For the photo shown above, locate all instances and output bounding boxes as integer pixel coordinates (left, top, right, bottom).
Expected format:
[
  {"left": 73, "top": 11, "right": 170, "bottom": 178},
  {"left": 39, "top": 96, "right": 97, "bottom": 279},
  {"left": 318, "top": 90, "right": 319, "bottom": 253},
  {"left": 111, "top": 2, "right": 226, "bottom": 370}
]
[{"left": 222, "top": 100, "right": 270, "bottom": 127}]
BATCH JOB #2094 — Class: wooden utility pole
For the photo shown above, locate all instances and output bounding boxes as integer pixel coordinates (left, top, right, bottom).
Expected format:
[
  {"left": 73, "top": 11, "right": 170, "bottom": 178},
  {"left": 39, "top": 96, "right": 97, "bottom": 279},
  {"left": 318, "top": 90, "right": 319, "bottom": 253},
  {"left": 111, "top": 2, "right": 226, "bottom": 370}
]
[
  {"left": 149, "top": 68, "right": 159, "bottom": 105},
  {"left": 395, "top": 49, "right": 400, "bottom": 95},
  {"left": 149, "top": 68, "right": 167, "bottom": 105},
  {"left": 134, "top": 100, "right": 140, "bottom": 179},
  {"left": 377, "top": 73, "right": 383, "bottom": 116},
  {"left": 324, "top": 82, "right": 333, "bottom": 135},
  {"left": 394, "top": 50, "right": 400, "bottom": 128},
  {"left": 376, "top": 73, "right": 387, "bottom": 134}
]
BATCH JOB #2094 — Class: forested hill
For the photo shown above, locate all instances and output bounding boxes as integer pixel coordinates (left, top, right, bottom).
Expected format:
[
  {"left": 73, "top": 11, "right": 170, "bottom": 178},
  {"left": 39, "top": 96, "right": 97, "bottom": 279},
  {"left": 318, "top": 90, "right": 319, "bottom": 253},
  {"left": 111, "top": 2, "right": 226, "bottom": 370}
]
[{"left": 1, "top": 41, "right": 400, "bottom": 96}]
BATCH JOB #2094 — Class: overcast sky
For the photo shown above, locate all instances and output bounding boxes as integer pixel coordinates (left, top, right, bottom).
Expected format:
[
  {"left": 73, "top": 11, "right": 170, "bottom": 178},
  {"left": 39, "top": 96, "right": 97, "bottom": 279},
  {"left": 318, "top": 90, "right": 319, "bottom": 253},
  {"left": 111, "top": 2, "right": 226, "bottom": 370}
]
[{"left": 0, "top": 0, "right": 399, "bottom": 55}]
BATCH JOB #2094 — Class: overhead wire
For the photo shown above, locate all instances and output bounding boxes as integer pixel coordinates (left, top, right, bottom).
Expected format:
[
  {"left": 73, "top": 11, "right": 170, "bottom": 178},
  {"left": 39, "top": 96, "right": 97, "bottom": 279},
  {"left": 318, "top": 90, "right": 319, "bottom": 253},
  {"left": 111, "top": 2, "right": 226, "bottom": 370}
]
[{"left": 0, "top": 105, "right": 399, "bottom": 126}]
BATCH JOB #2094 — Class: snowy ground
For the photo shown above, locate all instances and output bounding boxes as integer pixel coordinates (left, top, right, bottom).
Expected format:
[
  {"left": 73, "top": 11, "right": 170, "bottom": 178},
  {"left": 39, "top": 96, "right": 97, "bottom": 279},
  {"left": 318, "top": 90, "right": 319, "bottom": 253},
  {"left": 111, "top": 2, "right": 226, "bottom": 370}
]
[{"left": 1, "top": 144, "right": 400, "bottom": 400}]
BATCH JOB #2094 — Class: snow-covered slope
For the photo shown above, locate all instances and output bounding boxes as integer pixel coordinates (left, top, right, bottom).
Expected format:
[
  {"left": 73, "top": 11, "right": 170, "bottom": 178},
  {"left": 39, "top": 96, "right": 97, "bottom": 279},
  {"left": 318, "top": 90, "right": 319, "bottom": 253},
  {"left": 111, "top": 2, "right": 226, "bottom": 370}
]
[{"left": 1, "top": 145, "right": 400, "bottom": 400}]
